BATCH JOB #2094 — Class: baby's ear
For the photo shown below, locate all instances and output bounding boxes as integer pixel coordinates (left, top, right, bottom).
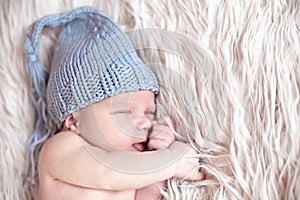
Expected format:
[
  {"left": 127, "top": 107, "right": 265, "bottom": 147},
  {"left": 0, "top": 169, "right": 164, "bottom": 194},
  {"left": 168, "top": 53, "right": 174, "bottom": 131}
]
[{"left": 63, "top": 113, "right": 79, "bottom": 134}]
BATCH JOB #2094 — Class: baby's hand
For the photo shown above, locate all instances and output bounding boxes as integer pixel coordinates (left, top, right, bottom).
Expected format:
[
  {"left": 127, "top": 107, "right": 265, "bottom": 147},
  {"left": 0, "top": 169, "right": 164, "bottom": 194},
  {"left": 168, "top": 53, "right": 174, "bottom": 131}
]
[
  {"left": 175, "top": 145, "right": 205, "bottom": 181},
  {"left": 148, "top": 115, "right": 175, "bottom": 150}
]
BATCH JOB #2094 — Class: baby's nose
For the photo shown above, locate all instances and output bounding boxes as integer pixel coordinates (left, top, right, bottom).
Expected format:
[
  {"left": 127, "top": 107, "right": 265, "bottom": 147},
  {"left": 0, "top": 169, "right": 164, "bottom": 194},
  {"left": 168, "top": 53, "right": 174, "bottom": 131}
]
[{"left": 130, "top": 113, "right": 152, "bottom": 131}]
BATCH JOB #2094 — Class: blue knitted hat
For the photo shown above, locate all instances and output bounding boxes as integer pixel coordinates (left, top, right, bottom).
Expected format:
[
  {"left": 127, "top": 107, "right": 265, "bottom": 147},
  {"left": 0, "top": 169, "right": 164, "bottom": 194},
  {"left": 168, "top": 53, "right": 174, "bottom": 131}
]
[{"left": 24, "top": 6, "right": 159, "bottom": 124}]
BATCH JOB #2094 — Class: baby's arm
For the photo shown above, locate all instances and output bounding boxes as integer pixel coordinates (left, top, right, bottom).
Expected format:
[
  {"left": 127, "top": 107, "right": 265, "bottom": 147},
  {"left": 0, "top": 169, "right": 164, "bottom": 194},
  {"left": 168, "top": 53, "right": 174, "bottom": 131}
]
[
  {"left": 39, "top": 131, "right": 203, "bottom": 190},
  {"left": 135, "top": 116, "right": 175, "bottom": 199}
]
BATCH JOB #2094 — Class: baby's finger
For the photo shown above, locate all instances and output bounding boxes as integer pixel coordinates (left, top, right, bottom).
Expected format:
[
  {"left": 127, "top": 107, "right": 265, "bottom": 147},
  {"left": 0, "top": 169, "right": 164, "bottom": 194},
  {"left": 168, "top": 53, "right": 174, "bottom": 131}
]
[
  {"left": 150, "top": 125, "right": 174, "bottom": 140},
  {"left": 151, "top": 120, "right": 158, "bottom": 127},
  {"left": 185, "top": 171, "right": 205, "bottom": 181},
  {"left": 148, "top": 138, "right": 170, "bottom": 150},
  {"left": 157, "top": 115, "right": 174, "bottom": 128}
]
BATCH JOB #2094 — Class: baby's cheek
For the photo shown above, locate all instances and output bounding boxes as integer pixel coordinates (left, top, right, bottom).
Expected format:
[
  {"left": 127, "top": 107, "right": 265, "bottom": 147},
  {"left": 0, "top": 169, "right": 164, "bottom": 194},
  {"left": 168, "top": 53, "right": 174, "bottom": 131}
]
[{"left": 113, "top": 114, "right": 145, "bottom": 139}]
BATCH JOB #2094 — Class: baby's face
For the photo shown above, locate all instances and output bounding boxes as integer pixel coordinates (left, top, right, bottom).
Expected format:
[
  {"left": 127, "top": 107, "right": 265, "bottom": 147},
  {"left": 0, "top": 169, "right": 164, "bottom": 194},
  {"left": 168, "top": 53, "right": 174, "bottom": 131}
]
[{"left": 81, "top": 90, "right": 156, "bottom": 152}]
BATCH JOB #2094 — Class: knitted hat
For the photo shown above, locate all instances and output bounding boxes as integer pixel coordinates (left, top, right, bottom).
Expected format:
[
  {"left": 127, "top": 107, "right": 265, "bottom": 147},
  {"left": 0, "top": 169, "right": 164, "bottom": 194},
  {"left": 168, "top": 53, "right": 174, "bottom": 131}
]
[{"left": 24, "top": 6, "right": 159, "bottom": 124}]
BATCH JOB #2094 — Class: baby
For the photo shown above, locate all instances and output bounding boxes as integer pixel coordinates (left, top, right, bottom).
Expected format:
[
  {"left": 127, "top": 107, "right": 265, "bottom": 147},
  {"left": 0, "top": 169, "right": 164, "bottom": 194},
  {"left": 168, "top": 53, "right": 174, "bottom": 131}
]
[{"left": 24, "top": 6, "right": 204, "bottom": 200}]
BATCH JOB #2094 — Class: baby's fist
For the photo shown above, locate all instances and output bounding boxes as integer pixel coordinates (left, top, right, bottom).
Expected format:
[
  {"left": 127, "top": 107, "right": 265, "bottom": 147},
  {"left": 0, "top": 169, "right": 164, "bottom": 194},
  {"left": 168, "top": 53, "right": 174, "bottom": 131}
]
[{"left": 148, "top": 116, "right": 175, "bottom": 150}]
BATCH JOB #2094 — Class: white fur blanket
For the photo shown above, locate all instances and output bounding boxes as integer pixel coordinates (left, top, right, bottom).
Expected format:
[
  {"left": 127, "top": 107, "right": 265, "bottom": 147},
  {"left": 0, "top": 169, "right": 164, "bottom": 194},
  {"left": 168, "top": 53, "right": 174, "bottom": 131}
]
[{"left": 0, "top": 0, "right": 299, "bottom": 199}]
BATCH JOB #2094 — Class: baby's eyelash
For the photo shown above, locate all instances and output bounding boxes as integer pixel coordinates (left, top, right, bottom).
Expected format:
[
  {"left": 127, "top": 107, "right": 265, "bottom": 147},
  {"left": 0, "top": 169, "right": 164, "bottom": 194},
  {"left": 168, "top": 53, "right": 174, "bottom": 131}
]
[
  {"left": 112, "top": 110, "right": 156, "bottom": 117},
  {"left": 112, "top": 110, "right": 131, "bottom": 114}
]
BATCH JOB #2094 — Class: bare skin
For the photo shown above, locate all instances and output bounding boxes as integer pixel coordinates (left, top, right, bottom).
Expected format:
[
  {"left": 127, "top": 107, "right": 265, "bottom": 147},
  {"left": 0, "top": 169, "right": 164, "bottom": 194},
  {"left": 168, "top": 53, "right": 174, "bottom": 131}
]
[{"left": 38, "top": 91, "right": 205, "bottom": 200}]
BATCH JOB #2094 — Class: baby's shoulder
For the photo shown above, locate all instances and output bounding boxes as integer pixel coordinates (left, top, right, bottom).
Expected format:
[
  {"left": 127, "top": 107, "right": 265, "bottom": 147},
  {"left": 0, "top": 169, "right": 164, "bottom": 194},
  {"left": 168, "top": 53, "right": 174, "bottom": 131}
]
[
  {"left": 45, "top": 131, "right": 80, "bottom": 146},
  {"left": 40, "top": 131, "right": 81, "bottom": 159},
  {"left": 38, "top": 131, "right": 86, "bottom": 179}
]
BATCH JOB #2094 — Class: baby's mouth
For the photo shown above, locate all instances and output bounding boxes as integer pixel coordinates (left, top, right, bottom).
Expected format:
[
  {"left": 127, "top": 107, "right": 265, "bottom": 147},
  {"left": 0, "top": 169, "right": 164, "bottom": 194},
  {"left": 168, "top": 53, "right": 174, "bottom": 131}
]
[{"left": 132, "top": 142, "right": 148, "bottom": 152}]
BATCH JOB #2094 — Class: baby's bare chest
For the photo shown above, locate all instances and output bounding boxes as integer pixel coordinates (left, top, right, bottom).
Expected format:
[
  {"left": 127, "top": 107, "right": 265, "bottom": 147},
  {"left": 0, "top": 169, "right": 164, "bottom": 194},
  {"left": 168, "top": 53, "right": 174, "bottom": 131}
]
[{"left": 39, "top": 178, "right": 136, "bottom": 200}]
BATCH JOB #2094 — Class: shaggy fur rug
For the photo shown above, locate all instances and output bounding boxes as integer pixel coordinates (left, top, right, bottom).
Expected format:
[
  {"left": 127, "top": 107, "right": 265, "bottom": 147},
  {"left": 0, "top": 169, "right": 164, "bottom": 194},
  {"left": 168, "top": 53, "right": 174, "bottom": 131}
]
[{"left": 0, "top": 0, "right": 299, "bottom": 199}]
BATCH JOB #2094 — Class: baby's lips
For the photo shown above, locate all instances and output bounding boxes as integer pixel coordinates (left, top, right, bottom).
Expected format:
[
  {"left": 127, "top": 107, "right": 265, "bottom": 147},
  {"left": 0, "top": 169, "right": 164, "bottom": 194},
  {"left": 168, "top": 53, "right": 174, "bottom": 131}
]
[{"left": 132, "top": 142, "right": 146, "bottom": 152}]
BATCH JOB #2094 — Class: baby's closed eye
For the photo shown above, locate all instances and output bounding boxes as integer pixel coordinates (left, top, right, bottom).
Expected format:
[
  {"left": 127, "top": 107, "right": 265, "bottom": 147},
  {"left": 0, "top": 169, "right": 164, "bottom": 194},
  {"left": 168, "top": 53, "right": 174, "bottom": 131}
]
[
  {"left": 111, "top": 108, "right": 156, "bottom": 122},
  {"left": 111, "top": 110, "right": 131, "bottom": 114}
]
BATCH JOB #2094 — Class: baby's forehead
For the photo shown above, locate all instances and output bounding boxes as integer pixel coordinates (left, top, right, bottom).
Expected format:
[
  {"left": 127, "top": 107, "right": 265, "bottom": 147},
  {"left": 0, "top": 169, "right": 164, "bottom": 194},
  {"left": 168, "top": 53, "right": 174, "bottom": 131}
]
[
  {"left": 112, "top": 97, "right": 153, "bottom": 108},
  {"left": 100, "top": 91, "right": 156, "bottom": 109},
  {"left": 91, "top": 91, "right": 156, "bottom": 111}
]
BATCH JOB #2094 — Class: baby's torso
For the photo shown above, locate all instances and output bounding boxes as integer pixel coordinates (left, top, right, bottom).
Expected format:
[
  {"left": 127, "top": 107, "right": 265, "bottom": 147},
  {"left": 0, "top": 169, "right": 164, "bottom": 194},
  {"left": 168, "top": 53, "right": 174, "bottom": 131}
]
[{"left": 39, "top": 176, "right": 136, "bottom": 200}]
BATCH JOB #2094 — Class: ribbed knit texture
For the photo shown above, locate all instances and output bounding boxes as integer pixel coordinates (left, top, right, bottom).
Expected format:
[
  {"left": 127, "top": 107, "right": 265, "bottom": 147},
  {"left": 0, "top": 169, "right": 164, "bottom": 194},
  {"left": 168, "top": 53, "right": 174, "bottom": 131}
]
[
  {"left": 25, "top": 6, "right": 159, "bottom": 124},
  {"left": 48, "top": 14, "right": 159, "bottom": 123}
]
